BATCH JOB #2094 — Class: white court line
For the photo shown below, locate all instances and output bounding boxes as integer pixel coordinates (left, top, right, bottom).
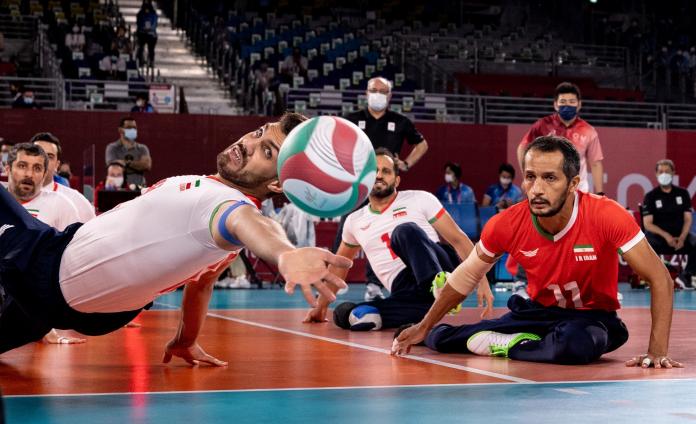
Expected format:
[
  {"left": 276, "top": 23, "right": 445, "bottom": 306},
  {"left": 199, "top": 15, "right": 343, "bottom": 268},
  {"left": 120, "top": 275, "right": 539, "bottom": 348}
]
[
  {"left": 6, "top": 378, "right": 696, "bottom": 399},
  {"left": 155, "top": 301, "right": 532, "bottom": 384},
  {"left": 554, "top": 388, "right": 590, "bottom": 395}
]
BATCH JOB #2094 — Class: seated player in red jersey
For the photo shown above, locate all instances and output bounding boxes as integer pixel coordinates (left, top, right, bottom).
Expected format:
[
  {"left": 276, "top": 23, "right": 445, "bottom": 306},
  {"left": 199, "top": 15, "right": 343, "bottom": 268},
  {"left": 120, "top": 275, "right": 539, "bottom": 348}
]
[{"left": 393, "top": 136, "right": 682, "bottom": 369}]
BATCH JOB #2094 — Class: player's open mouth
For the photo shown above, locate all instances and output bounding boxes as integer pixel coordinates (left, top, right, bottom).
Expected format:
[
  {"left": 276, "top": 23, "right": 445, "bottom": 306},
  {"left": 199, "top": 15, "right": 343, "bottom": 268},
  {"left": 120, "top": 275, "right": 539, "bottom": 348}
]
[{"left": 229, "top": 145, "right": 243, "bottom": 166}]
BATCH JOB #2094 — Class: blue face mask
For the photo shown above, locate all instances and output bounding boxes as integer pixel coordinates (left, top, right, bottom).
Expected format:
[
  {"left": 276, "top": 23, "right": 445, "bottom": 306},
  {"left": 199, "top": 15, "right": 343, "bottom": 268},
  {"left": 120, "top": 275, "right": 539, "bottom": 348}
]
[
  {"left": 123, "top": 128, "right": 137, "bottom": 140},
  {"left": 558, "top": 105, "right": 577, "bottom": 121}
]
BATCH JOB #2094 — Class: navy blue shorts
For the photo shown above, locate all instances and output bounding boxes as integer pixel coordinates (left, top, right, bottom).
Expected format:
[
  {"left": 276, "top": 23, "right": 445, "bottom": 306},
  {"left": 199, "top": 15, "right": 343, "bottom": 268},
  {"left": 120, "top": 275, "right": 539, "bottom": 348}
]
[{"left": 0, "top": 186, "right": 143, "bottom": 354}]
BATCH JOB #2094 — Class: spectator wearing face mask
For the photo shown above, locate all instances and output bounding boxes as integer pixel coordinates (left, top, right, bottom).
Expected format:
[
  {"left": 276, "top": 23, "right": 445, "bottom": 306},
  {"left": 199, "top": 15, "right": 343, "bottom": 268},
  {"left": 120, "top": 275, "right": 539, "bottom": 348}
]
[
  {"left": 482, "top": 163, "right": 523, "bottom": 210},
  {"left": 435, "top": 161, "right": 475, "bottom": 205},
  {"left": 12, "top": 88, "right": 40, "bottom": 109},
  {"left": 105, "top": 117, "right": 152, "bottom": 187},
  {"left": 99, "top": 43, "right": 127, "bottom": 80},
  {"left": 642, "top": 159, "right": 696, "bottom": 289},
  {"left": 518, "top": 82, "right": 604, "bottom": 194},
  {"left": 131, "top": 94, "right": 155, "bottom": 113}
]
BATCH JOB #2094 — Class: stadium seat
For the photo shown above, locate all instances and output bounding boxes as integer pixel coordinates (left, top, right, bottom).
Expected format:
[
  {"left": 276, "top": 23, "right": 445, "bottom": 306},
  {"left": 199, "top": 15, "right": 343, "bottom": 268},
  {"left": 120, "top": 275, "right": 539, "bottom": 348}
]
[{"left": 444, "top": 203, "right": 478, "bottom": 240}]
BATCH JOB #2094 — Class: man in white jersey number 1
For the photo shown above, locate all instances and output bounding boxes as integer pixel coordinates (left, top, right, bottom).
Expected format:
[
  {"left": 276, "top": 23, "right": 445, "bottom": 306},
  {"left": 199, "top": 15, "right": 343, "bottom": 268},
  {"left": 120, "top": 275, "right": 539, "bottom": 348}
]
[
  {"left": 304, "top": 148, "right": 493, "bottom": 331},
  {"left": 0, "top": 113, "right": 352, "bottom": 366}
]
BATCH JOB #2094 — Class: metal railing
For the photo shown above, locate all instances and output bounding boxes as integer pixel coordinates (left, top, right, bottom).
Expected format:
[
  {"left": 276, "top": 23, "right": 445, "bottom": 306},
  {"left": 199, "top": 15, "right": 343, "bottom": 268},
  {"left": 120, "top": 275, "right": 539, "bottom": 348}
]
[
  {"left": 283, "top": 87, "right": 696, "bottom": 129},
  {"left": 0, "top": 76, "right": 176, "bottom": 112}
]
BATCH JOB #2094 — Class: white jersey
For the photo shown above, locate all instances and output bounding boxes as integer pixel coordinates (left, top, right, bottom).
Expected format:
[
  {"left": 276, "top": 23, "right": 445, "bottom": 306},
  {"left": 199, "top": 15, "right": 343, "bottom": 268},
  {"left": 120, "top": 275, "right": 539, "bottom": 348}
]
[
  {"left": 59, "top": 175, "right": 252, "bottom": 313},
  {"left": 43, "top": 181, "right": 96, "bottom": 223},
  {"left": 22, "top": 189, "right": 82, "bottom": 231},
  {"left": 342, "top": 190, "right": 444, "bottom": 290}
]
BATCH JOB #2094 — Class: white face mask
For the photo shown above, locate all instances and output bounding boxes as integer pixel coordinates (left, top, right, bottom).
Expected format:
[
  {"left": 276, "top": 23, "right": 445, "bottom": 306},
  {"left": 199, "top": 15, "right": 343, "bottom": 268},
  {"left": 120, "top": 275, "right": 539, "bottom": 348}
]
[
  {"left": 444, "top": 174, "right": 454, "bottom": 183},
  {"left": 500, "top": 177, "right": 512, "bottom": 186},
  {"left": 657, "top": 173, "right": 673, "bottom": 186},
  {"left": 367, "top": 92, "right": 388, "bottom": 112},
  {"left": 107, "top": 176, "right": 124, "bottom": 189}
]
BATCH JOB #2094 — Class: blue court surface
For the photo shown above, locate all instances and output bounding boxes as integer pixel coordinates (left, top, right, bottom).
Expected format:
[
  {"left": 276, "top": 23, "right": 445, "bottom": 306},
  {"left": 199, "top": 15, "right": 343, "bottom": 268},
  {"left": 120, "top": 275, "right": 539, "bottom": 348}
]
[{"left": 3, "top": 284, "right": 695, "bottom": 424}]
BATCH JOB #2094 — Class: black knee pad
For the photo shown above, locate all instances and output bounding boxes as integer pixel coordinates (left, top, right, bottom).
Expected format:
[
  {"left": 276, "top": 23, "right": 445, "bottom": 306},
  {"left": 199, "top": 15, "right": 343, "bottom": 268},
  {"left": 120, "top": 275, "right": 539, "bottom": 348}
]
[{"left": 333, "top": 302, "right": 357, "bottom": 330}]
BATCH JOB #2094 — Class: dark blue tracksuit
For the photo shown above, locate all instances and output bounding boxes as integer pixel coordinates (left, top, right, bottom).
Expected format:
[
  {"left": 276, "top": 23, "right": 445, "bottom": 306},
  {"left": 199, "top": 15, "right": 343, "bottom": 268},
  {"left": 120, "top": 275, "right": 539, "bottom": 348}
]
[
  {"left": 425, "top": 294, "right": 629, "bottom": 365},
  {"left": 344, "top": 222, "right": 461, "bottom": 329},
  {"left": 0, "top": 186, "right": 142, "bottom": 354}
]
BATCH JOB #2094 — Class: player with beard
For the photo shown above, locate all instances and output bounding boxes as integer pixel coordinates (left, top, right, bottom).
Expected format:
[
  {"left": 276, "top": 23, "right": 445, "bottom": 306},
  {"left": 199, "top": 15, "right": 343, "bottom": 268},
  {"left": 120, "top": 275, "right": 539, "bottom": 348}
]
[
  {"left": 304, "top": 148, "right": 493, "bottom": 331},
  {"left": 0, "top": 113, "right": 352, "bottom": 365},
  {"left": 392, "top": 136, "right": 682, "bottom": 369}
]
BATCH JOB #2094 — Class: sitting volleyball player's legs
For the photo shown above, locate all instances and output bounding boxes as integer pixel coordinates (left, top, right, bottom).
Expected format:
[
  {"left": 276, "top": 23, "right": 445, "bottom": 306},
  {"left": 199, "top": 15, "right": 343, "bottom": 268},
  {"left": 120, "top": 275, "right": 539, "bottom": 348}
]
[{"left": 304, "top": 148, "right": 493, "bottom": 330}]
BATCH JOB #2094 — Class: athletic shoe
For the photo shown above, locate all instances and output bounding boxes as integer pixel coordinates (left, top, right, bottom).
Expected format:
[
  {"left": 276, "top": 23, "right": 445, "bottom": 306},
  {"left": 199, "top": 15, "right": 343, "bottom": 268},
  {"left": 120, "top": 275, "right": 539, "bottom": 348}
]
[
  {"left": 364, "top": 282, "right": 385, "bottom": 301},
  {"left": 214, "top": 277, "right": 231, "bottom": 289},
  {"left": 430, "top": 271, "right": 461, "bottom": 315},
  {"left": 466, "top": 331, "right": 541, "bottom": 357},
  {"left": 228, "top": 276, "right": 252, "bottom": 289},
  {"left": 675, "top": 272, "right": 694, "bottom": 290},
  {"left": 512, "top": 281, "right": 529, "bottom": 299}
]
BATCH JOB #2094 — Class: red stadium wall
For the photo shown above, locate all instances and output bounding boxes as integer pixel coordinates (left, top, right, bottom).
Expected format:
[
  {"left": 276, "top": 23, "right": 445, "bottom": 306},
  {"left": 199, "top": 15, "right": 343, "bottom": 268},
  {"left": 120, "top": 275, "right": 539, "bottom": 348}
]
[{"left": 1, "top": 109, "right": 695, "bottom": 209}]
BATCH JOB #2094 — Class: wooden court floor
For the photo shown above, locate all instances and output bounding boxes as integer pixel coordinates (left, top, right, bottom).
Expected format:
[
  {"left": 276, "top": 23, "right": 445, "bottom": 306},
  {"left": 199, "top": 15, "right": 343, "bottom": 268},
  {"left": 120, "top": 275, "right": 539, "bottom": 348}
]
[{"left": 1, "top": 287, "right": 695, "bottom": 423}]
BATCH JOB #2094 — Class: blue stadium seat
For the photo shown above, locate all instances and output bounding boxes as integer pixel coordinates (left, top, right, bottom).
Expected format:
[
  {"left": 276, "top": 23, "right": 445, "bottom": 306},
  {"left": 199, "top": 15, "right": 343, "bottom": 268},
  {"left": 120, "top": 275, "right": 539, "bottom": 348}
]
[
  {"left": 444, "top": 203, "right": 478, "bottom": 240},
  {"left": 478, "top": 206, "right": 498, "bottom": 232},
  {"left": 494, "top": 253, "right": 514, "bottom": 281}
]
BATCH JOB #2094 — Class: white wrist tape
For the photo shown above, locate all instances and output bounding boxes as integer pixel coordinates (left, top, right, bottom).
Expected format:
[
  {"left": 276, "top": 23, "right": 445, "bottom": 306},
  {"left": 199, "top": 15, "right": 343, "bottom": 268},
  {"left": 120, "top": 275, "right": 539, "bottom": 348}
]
[{"left": 448, "top": 247, "right": 495, "bottom": 295}]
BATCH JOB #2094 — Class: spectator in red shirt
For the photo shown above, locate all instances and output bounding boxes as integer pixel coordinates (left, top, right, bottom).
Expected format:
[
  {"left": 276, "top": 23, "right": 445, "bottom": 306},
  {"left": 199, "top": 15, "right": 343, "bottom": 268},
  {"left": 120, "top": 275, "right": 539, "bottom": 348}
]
[{"left": 517, "top": 82, "right": 604, "bottom": 194}]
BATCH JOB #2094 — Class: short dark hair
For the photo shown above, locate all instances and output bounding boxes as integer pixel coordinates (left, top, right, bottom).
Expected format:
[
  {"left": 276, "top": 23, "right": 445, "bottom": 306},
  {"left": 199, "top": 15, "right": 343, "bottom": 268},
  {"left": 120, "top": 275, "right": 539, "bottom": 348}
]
[
  {"left": 375, "top": 147, "right": 399, "bottom": 175},
  {"left": 30, "top": 132, "right": 62, "bottom": 158},
  {"left": 8, "top": 142, "right": 48, "bottom": 171},
  {"left": 554, "top": 82, "right": 581, "bottom": 101},
  {"left": 524, "top": 136, "right": 580, "bottom": 182},
  {"left": 444, "top": 161, "right": 462, "bottom": 179},
  {"left": 498, "top": 163, "right": 515, "bottom": 179},
  {"left": 278, "top": 112, "right": 308, "bottom": 136},
  {"left": 119, "top": 116, "right": 136, "bottom": 127}
]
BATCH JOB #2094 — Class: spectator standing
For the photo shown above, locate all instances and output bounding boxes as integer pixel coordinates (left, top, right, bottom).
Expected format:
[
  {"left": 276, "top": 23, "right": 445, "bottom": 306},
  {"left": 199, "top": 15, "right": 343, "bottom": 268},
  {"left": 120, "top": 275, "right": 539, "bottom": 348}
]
[
  {"left": 105, "top": 117, "right": 152, "bottom": 187},
  {"left": 518, "top": 82, "right": 604, "bottom": 194},
  {"left": 136, "top": 0, "right": 158, "bottom": 67}
]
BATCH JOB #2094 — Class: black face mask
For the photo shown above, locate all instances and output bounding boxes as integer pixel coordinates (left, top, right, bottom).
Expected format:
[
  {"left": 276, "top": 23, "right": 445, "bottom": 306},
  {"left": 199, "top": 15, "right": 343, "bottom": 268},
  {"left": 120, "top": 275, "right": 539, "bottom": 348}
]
[{"left": 58, "top": 171, "right": 71, "bottom": 179}]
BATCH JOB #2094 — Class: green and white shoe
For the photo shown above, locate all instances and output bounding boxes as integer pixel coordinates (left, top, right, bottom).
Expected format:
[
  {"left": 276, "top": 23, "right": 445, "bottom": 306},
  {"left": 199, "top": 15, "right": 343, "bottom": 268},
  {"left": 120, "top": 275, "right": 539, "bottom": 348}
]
[
  {"left": 466, "top": 331, "right": 541, "bottom": 357},
  {"left": 431, "top": 271, "right": 462, "bottom": 315}
]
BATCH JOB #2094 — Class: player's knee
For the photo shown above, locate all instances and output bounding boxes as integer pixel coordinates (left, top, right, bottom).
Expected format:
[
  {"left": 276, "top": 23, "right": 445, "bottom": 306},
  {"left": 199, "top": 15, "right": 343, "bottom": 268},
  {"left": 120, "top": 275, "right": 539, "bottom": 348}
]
[
  {"left": 424, "top": 324, "right": 458, "bottom": 352},
  {"left": 333, "top": 302, "right": 357, "bottom": 329},
  {"left": 555, "top": 322, "right": 608, "bottom": 365},
  {"left": 390, "top": 222, "right": 426, "bottom": 252},
  {"left": 334, "top": 303, "right": 383, "bottom": 331}
]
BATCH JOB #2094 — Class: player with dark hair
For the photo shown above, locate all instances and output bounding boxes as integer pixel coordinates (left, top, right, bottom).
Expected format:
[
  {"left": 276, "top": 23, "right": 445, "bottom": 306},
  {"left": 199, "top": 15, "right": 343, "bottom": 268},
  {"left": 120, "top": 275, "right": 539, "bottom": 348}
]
[
  {"left": 0, "top": 113, "right": 352, "bottom": 366},
  {"left": 394, "top": 136, "right": 682, "bottom": 369}
]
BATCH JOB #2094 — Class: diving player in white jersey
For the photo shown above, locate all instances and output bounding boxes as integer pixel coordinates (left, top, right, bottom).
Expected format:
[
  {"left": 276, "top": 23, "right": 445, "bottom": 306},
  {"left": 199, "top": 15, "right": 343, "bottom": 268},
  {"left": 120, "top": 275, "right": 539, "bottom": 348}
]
[
  {"left": 4, "top": 143, "right": 87, "bottom": 345},
  {"left": 31, "top": 132, "right": 96, "bottom": 223},
  {"left": 304, "top": 148, "right": 493, "bottom": 331},
  {"left": 0, "top": 113, "right": 352, "bottom": 366}
]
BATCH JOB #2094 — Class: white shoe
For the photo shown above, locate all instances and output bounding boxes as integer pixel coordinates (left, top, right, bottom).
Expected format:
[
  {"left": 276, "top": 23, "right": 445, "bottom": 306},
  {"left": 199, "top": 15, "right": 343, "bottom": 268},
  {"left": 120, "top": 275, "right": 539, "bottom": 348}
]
[
  {"left": 466, "top": 331, "right": 541, "bottom": 357},
  {"left": 364, "top": 282, "right": 385, "bottom": 301},
  {"left": 512, "top": 281, "right": 529, "bottom": 299},
  {"left": 227, "top": 276, "right": 252, "bottom": 289},
  {"left": 214, "top": 277, "right": 232, "bottom": 289}
]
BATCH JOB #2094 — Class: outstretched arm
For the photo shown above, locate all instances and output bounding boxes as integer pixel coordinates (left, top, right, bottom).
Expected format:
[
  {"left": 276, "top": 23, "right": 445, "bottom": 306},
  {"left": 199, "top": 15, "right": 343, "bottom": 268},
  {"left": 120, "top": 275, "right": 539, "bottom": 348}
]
[
  {"left": 622, "top": 238, "right": 683, "bottom": 368},
  {"left": 214, "top": 202, "right": 352, "bottom": 305}
]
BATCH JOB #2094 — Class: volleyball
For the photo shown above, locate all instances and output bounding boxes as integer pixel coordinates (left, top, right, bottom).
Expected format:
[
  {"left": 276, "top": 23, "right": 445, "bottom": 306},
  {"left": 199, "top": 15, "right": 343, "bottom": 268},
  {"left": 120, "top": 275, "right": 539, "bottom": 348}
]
[{"left": 277, "top": 116, "right": 377, "bottom": 218}]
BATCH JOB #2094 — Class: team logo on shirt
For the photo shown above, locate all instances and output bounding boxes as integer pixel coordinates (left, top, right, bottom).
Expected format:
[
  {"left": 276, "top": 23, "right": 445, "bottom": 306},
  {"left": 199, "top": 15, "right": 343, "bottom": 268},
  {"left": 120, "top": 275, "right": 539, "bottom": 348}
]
[
  {"left": 25, "top": 208, "right": 39, "bottom": 218},
  {"left": 573, "top": 244, "right": 597, "bottom": 261},
  {"left": 519, "top": 248, "right": 539, "bottom": 257},
  {"left": 392, "top": 207, "right": 408, "bottom": 219},
  {"left": 360, "top": 222, "right": 372, "bottom": 231}
]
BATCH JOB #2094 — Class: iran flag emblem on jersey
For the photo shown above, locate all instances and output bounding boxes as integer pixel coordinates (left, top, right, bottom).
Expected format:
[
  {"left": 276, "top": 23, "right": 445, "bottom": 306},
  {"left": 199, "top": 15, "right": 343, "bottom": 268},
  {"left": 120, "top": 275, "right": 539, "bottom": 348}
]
[{"left": 574, "top": 245, "right": 597, "bottom": 261}]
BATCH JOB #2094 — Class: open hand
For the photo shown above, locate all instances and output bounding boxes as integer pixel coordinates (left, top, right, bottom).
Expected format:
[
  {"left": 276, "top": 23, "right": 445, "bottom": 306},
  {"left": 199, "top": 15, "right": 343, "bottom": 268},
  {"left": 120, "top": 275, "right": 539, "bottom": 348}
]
[
  {"left": 279, "top": 247, "right": 352, "bottom": 306},
  {"left": 625, "top": 353, "right": 684, "bottom": 369},
  {"left": 162, "top": 339, "right": 227, "bottom": 367}
]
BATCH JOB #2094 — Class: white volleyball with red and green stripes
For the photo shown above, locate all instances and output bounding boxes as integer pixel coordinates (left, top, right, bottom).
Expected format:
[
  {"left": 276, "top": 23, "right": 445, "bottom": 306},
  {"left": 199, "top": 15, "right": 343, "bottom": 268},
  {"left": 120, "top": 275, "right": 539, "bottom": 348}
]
[{"left": 278, "top": 116, "right": 376, "bottom": 218}]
